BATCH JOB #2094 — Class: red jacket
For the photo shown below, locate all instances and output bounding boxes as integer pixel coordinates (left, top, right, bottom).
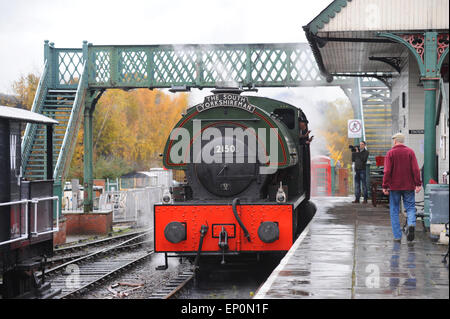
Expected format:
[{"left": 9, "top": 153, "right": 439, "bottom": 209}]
[{"left": 382, "top": 144, "right": 422, "bottom": 190}]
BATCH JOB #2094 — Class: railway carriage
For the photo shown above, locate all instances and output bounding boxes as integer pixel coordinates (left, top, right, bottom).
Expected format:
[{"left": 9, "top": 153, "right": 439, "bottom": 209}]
[
  {"left": 154, "top": 89, "right": 316, "bottom": 267},
  {"left": 0, "top": 105, "right": 60, "bottom": 298}
]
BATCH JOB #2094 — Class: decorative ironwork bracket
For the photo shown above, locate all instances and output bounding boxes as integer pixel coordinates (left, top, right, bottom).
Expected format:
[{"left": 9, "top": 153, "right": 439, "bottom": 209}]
[
  {"left": 377, "top": 32, "right": 449, "bottom": 78},
  {"left": 437, "top": 33, "right": 449, "bottom": 72},
  {"left": 369, "top": 56, "right": 404, "bottom": 73}
]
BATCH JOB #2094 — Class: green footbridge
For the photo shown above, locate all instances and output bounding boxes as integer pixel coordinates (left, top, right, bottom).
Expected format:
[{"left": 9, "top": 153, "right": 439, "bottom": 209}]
[{"left": 21, "top": 40, "right": 391, "bottom": 215}]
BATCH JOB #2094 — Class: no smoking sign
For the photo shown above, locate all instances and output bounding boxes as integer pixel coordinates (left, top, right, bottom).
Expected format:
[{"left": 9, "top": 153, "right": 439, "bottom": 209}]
[{"left": 348, "top": 119, "right": 362, "bottom": 138}]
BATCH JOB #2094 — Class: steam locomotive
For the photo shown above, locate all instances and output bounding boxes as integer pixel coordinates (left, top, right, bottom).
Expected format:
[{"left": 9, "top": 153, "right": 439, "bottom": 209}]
[
  {"left": 0, "top": 105, "right": 60, "bottom": 298},
  {"left": 154, "top": 89, "right": 316, "bottom": 267}
]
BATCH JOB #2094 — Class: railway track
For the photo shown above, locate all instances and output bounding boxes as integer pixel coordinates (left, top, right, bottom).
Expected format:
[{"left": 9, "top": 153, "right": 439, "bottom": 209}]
[
  {"left": 148, "top": 270, "right": 195, "bottom": 299},
  {"left": 40, "top": 232, "right": 153, "bottom": 299},
  {"left": 46, "top": 229, "right": 152, "bottom": 269},
  {"left": 53, "top": 229, "right": 151, "bottom": 255}
]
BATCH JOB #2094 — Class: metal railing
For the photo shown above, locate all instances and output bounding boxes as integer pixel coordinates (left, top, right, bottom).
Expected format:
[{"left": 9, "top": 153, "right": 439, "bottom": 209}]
[
  {"left": 86, "top": 43, "right": 356, "bottom": 89},
  {"left": 98, "top": 187, "right": 162, "bottom": 225},
  {"left": 53, "top": 62, "right": 87, "bottom": 180},
  {"left": 0, "top": 196, "right": 59, "bottom": 247},
  {"left": 21, "top": 60, "right": 49, "bottom": 171}
]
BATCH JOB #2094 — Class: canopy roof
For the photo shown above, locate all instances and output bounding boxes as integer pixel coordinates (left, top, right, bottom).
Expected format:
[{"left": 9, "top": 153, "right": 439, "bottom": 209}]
[
  {"left": 0, "top": 105, "right": 58, "bottom": 124},
  {"left": 304, "top": 0, "right": 449, "bottom": 77}
]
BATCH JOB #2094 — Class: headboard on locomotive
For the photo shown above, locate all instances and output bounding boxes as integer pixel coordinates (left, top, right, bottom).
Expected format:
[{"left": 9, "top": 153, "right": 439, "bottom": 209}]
[{"left": 0, "top": 105, "right": 59, "bottom": 298}]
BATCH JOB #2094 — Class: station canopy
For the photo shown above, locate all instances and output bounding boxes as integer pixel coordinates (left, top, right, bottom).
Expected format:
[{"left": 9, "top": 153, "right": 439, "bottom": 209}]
[
  {"left": 0, "top": 105, "right": 58, "bottom": 125},
  {"left": 303, "top": 0, "right": 449, "bottom": 77}
]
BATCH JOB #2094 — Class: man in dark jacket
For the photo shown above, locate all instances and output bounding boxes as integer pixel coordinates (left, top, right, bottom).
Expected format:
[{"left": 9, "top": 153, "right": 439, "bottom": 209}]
[
  {"left": 352, "top": 141, "right": 369, "bottom": 203},
  {"left": 382, "top": 133, "right": 422, "bottom": 242},
  {"left": 299, "top": 119, "right": 313, "bottom": 145}
]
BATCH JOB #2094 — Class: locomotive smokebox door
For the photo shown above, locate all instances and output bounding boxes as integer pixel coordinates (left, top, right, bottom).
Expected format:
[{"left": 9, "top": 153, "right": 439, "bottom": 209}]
[{"left": 193, "top": 127, "right": 259, "bottom": 197}]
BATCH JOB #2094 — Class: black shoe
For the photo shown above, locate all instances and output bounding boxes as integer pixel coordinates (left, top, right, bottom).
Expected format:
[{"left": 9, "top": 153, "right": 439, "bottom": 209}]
[
  {"left": 406, "top": 226, "right": 415, "bottom": 242},
  {"left": 363, "top": 199, "right": 368, "bottom": 204},
  {"left": 352, "top": 200, "right": 360, "bottom": 204}
]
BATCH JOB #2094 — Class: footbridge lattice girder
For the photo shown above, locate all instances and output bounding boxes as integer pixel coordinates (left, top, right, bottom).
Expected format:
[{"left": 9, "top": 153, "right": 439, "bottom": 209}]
[{"left": 21, "top": 40, "right": 392, "bottom": 214}]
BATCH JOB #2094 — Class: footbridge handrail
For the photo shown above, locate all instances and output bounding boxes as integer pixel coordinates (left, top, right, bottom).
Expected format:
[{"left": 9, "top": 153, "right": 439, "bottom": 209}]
[
  {"left": 53, "top": 62, "right": 87, "bottom": 180},
  {"left": 21, "top": 60, "right": 49, "bottom": 170}
]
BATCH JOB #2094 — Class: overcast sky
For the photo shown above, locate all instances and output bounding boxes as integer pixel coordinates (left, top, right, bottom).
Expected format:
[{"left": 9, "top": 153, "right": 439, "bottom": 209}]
[
  {"left": 0, "top": 0, "right": 339, "bottom": 91},
  {"left": 0, "top": 0, "right": 347, "bottom": 113}
]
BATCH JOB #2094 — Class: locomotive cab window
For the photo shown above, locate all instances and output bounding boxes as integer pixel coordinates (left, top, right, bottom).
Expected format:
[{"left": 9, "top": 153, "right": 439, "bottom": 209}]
[{"left": 273, "top": 108, "right": 295, "bottom": 129}]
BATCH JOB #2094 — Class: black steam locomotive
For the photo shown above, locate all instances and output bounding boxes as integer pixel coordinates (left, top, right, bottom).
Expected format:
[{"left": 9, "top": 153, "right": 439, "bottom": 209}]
[
  {"left": 0, "top": 105, "right": 60, "bottom": 298},
  {"left": 154, "top": 90, "right": 316, "bottom": 266}
]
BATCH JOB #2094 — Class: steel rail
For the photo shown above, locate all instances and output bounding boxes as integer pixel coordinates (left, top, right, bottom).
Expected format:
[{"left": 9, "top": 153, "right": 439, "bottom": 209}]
[
  {"left": 43, "top": 231, "right": 150, "bottom": 277},
  {"left": 53, "top": 229, "right": 151, "bottom": 255},
  {"left": 149, "top": 271, "right": 195, "bottom": 299},
  {"left": 60, "top": 251, "right": 154, "bottom": 299}
]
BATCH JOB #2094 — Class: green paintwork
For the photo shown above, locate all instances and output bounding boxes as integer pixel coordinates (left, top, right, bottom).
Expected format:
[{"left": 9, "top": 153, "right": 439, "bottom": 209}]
[
  {"left": 162, "top": 95, "right": 301, "bottom": 170},
  {"left": 437, "top": 47, "right": 449, "bottom": 73},
  {"left": 304, "top": 0, "right": 350, "bottom": 35},
  {"left": 22, "top": 40, "right": 370, "bottom": 213},
  {"left": 87, "top": 43, "right": 355, "bottom": 89},
  {"left": 377, "top": 32, "right": 444, "bottom": 187},
  {"left": 377, "top": 32, "right": 427, "bottom": 76},
  {"left": 423, "top": 79, "right": 438, "bottom": 185},
  {"left": 21, "top": 42, "right": 89, "bottom": 216}
]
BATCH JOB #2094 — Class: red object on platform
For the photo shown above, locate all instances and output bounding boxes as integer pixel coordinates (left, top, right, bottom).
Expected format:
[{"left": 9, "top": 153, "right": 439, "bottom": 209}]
[
  {"left": 375, "top": 156, "right": 385, "bottom": 167},
  {"left": 428, "top": 179, "right": 438, "bottom": 184},
  {"left": 154, "top": 204, "right": 294, "bottom": 253},
  {"left": 311, "top": 156, "right": 332, "bottom": 196}
]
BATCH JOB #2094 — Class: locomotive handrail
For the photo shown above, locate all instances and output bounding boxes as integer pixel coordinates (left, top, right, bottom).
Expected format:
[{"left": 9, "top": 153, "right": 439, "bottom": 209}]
[
  {"left": 0, "top": 200, "right": 29, "bottom": 247},
  {"left": 30, "top": 196, "right": 59, "bottom": 237}
]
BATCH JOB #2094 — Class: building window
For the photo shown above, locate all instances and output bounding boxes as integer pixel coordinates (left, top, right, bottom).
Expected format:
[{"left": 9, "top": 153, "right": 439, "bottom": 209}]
[{"left": 441, "top": 113, "right": 447, "bottom": 160}]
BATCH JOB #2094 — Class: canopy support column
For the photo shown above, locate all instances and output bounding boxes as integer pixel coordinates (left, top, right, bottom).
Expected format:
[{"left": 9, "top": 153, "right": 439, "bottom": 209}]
[
  {"left": 83, "top": 89, "right": 104, "bottom": 213},
  {"left": 378, "top": 31, "right": 449, "bottom": 187}
]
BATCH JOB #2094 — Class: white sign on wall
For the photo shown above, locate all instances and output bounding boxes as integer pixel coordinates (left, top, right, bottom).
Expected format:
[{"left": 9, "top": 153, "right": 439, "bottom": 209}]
[{"left": 348, "top": 119, "right": 362, "bottom": 138}]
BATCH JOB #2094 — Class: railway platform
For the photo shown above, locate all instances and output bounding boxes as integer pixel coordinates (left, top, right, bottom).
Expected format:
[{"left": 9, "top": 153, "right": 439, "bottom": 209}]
[{"left": 255, "top": 197, "right": 449, "bottom": 299}]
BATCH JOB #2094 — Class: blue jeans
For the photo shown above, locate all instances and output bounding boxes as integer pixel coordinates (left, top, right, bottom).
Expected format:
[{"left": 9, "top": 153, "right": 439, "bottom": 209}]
[
  {"left": 354, "top": 169, "right": 368, "bottom": 200},
  {"left": 389, "top": 190, "right": 416, "bottom": 239}
]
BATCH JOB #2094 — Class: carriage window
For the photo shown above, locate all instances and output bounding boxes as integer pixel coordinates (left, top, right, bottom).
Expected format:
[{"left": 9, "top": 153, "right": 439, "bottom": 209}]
[
  {"left": 9, "top": 122, "right": 21, "bottom": 178},
  {"left": 10, "top": 134, "right": 17, "bottom": 171},
  {"left": 273, "top": 108, "right": 295, "bottom": 129}
]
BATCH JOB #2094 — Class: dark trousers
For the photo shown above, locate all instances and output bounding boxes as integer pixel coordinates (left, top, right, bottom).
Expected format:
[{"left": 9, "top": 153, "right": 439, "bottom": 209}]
[{"left": 355, "top": 169, "right": 368, "bottom": 201}]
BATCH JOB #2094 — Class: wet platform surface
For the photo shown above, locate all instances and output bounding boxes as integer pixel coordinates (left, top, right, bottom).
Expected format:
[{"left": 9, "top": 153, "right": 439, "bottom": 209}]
[{"left": 255, "top": 197, "right": 449, "bottom": 299}]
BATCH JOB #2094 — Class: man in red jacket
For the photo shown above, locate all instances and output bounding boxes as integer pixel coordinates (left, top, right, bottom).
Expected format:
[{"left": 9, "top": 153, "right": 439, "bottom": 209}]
[{"left": 382, "top": 133, "right": 422, "bottom": 242}]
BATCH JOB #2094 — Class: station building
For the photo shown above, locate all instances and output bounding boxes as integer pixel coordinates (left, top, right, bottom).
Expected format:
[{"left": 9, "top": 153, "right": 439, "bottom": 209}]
[{"left": 304, "top": 0, "right": 449, "bottom": 194}]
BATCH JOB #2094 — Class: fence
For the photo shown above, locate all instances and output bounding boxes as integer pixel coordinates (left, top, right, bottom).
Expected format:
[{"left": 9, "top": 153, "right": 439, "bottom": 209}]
[{"left": 98, "top": 187, "right": 162, "bottom": 226}]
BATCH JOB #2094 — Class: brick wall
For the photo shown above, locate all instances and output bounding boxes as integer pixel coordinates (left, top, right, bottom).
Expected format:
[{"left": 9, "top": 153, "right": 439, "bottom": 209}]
[
  {"left": 64, "top": 211, "right": 113, "bottom": 235},
  {"left": 53, "top": 218, "right": 67, "bottom": 245}
]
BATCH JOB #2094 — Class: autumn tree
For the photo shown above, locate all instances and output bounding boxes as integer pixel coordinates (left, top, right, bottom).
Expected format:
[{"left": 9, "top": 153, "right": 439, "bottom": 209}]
[
  {"left": 11, "top": 73, "right": 39, "bottom": 110},
  {"left": 317, "top": 98, "right": 354, "bottom": 166},
  {"left": 68, "top": 89, "right": 188, "bottom": 180}
]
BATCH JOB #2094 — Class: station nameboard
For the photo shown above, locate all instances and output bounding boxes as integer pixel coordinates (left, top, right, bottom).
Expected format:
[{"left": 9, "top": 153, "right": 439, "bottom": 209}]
[{"left": 409, "top": 129, "right": 424, "bottom": 134}]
